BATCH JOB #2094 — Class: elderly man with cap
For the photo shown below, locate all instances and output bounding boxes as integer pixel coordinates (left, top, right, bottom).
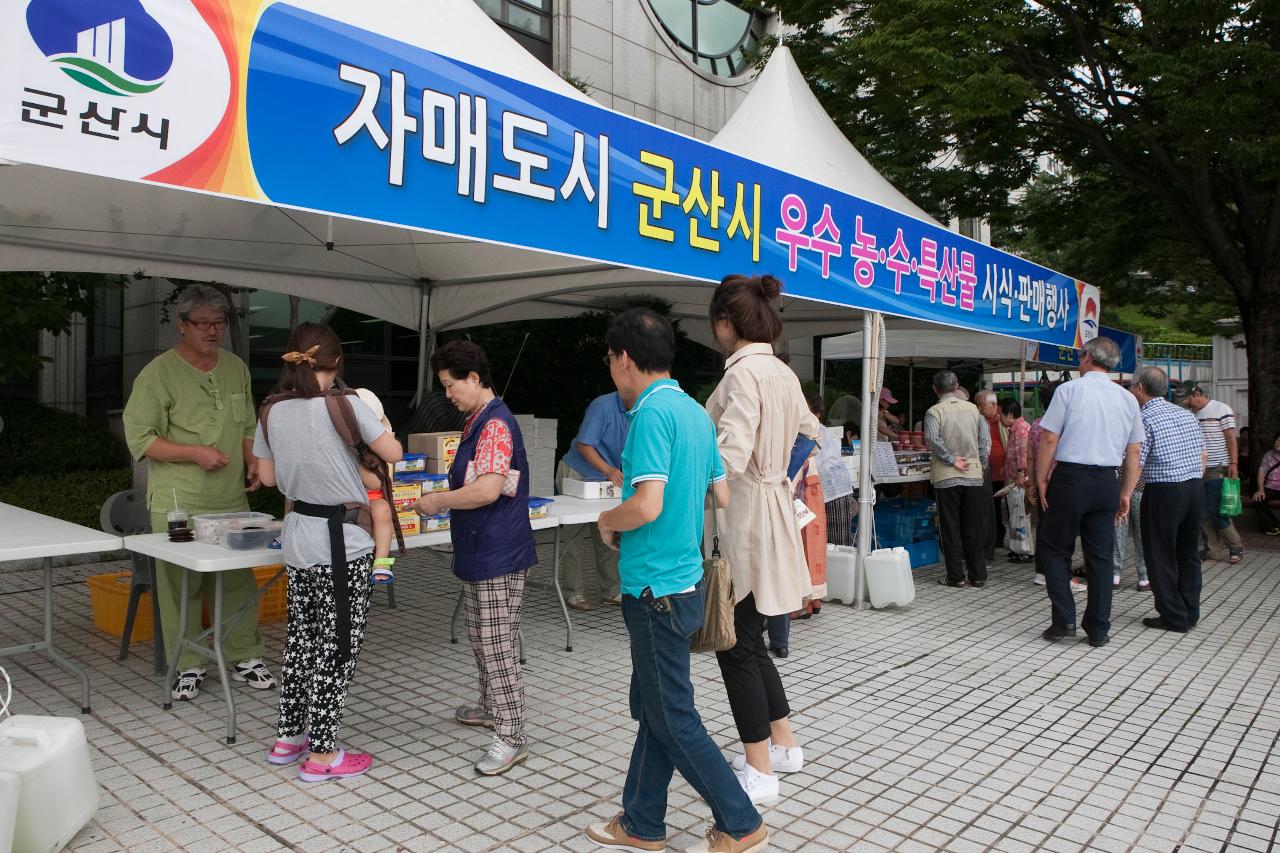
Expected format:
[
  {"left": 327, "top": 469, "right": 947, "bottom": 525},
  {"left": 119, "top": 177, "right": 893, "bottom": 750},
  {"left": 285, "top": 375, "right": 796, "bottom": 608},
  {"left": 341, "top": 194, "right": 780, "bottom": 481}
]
[
  {"left": 1176, "top": 382, "right": 1245, "bottom": 564},
  {"left": 876, "top": 387, "right": 903, "bottom": 441},
  {"left": 1035, "top": 337, "right": 1143, "bottom": 648}
]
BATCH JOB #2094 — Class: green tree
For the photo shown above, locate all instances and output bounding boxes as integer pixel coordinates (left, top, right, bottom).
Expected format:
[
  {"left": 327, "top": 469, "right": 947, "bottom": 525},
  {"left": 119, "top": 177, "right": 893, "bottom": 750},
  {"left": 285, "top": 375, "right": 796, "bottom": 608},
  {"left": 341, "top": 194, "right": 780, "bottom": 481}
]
[
  {"left": 0, "top": 272, "right": 126, "bottom": 382},
  {"left": 769, "top": 0, "right": 1279, "bottom": 461}
]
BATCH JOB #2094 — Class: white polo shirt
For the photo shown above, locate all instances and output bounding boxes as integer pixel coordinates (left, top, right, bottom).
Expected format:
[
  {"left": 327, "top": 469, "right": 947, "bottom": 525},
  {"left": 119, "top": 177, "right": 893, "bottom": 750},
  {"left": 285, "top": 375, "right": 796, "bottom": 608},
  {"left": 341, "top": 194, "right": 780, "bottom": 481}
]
[{"left": 1039, "top": 371, "right": 1143, "bottom": 466}]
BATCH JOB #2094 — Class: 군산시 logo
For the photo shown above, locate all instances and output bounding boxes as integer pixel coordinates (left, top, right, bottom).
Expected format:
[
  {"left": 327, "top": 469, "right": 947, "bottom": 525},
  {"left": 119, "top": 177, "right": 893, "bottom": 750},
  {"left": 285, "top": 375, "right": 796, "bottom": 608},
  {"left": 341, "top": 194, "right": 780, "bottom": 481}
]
[{"left": 26, "top": 0, "right": 173, "bottom": 96}]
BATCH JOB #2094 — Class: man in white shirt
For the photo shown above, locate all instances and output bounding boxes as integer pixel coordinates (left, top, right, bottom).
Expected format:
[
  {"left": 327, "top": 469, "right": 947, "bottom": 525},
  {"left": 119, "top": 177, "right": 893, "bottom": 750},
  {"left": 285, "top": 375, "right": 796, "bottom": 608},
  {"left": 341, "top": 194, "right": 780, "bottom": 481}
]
[
  {"left": 1034, "top": 337, "right": 1144, "bottom": 649},
  {"left": 1178, "top": 383, "right": 1245, "bottom": 564}
]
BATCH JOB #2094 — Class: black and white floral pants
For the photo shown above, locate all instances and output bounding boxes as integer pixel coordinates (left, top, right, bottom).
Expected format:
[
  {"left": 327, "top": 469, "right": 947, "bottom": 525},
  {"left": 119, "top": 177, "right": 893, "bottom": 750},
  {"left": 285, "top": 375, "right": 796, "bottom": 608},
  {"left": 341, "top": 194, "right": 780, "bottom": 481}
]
[{"left": 276, "top": 553, "right": 373, "bottom": 754}]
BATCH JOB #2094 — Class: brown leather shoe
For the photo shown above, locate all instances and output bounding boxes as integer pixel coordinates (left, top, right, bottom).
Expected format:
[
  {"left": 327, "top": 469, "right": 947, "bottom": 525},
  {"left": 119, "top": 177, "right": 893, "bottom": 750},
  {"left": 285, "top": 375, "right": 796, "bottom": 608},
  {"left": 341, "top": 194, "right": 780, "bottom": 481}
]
[
  {"left": 584, "top": 813, "right": 666, "bottom": 851},
  {"left": 684, "top": 822, "right": 768, "bottom": 853},
  {"left": 566, "top": 595, "right": 592, "bottom": 612}
]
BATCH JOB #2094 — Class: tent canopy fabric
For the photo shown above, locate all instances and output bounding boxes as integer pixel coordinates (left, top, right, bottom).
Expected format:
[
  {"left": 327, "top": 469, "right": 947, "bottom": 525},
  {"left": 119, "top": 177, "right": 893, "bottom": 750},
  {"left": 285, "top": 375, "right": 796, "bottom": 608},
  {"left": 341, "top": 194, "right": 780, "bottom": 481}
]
[{"left": 820, "top": 324, "right": 1041, "bottom": 371}]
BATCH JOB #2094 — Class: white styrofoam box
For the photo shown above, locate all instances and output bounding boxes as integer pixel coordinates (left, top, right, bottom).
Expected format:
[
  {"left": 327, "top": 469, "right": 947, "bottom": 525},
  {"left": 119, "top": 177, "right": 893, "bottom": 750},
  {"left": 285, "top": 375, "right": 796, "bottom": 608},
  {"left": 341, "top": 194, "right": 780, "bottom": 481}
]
[
  {"left": 0, "top": 771, "right": 17, "bottom": 853},
  {"left": 514, "top": 414, "right": 536, "bottom": 435},
  {"left": 0, "top": 716, "right": 99, "bottom": 853},
  {"left": 561, "top": 478, "right": 621, "bottom": 500},
  {"left": 824, "top": 544, "right": 858, "bottom": 605},
  {"left": 534, "top": 417, "right": 557, "bottom": 434},
  {"left": 865, "top": 547, "right": 915, "bottom": 609}
]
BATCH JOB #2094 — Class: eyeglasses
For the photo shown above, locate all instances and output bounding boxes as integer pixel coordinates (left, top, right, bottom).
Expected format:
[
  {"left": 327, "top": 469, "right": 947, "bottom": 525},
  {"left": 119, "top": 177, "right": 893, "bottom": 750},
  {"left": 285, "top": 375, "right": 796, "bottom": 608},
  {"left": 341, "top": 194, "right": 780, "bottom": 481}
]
[
  {"left": 183, "top": 318, "right": 228, "bottom": 331},
  {"left": 601, "top": 352, "right": 617, "bottom": 365}
]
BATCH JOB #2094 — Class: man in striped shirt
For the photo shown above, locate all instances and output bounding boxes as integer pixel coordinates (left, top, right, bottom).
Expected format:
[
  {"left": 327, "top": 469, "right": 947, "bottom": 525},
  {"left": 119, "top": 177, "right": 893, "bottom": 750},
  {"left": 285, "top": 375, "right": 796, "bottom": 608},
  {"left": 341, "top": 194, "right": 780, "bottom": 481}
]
[
  {"left": 1177, "top": 382, "right": 1245, "bottom": 563},
  {"left": 1133, "top": 368, "right": 1206, "bottom": 632}
]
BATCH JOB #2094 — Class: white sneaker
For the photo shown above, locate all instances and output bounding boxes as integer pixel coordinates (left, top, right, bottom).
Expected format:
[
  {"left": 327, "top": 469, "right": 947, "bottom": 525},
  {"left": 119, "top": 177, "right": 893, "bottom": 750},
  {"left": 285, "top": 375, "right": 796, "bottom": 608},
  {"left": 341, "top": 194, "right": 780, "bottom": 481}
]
[
  {"left": 1033, "top": 574, "right": 1046, "bottom": 586},
  {"left": 1070, "top": 578, "right": 1087, "bottom": 593},
  {"left": 735, "top": 763, "right": 779, "bottom": 805},
  {"left": 730, "top": 743, "right": 803, "bottom": 774}
]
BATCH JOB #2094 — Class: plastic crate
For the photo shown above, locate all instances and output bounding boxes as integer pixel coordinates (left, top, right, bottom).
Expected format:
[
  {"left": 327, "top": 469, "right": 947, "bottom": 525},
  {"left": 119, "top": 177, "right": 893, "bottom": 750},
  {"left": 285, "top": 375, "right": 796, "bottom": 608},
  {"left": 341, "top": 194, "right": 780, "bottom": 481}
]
[
  {"left": 903, "top": 538, "right": 940, "bottom": 568},
  {"left": 87, "top": 565, "right": 288, "bottom": 641}
]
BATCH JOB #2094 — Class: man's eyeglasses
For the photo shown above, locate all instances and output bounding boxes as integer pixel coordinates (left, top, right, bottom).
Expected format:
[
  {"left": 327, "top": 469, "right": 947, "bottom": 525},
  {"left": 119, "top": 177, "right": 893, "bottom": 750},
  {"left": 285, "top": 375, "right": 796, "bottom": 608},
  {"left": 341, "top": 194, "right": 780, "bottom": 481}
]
[
  {"left": 601, "top": 352, "right": 617, "bottom": 365},
  {"left": 183, "top": 318, "right": 229, "bottom": 331}
]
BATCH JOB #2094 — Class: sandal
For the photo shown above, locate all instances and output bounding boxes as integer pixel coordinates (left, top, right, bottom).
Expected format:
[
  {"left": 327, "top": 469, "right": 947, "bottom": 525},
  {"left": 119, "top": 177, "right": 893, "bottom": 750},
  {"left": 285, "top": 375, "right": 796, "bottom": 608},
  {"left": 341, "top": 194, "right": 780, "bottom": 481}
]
[
  {"left": 297, "top": 749, "right": 374, "bottom": 782},
  {"left": 1229, "top": 548, "right": 1244, "bottom": 565},
  {"left": 267, "top": 735, "right": 309, "bottom": 765},
  {"left": 371, "top": 557, "right": 395, "bottom": 585}
]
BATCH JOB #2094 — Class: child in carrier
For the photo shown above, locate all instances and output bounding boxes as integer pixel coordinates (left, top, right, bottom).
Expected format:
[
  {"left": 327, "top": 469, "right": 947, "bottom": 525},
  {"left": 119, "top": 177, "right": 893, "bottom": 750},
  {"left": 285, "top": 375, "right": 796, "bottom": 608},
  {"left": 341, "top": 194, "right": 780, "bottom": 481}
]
[{"left": 353, "top": 388, "right": 397, "bottom": 585}]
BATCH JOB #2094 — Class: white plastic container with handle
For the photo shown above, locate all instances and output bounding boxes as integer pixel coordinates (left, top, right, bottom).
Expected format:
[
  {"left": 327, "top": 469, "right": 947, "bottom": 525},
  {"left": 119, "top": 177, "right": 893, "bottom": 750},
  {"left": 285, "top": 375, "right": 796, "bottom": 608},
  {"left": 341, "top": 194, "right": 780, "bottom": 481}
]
[
  {"left": 0, "top": 716, "right": 98, "bottom": 853},
  {"left": 0, "top": 770, "right": 18, "bottom": 853},
  {"left": 864, "top": 547, "right": 916, "bottom": 609},
  {"left": 823, "top": 544, "right": 859, "bottom": 605}
]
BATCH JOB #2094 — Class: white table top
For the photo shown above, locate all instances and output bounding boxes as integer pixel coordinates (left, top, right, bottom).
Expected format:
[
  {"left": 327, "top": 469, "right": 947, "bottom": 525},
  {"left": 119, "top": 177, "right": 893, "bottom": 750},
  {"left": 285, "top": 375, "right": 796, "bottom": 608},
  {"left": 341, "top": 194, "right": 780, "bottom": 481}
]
[
  {"left": 125, "top": 514, "right": 563, "bottom": 572},
  {"left": 0, "top": 502, "right": 123, "bottom": 562},
  {"left": 548, "top": 495, "right": 619, "bottom": 525}
]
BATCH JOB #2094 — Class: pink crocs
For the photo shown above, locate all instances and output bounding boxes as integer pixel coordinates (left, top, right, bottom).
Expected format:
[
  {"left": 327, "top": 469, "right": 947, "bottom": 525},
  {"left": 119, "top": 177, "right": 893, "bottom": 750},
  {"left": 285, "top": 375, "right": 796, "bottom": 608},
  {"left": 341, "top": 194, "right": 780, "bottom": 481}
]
[
  {"left": 297, "top": 749, "right": 374, "bottom": 783},
  {"left": 266, "top": 736, "right": 309, "bottom": 766}
]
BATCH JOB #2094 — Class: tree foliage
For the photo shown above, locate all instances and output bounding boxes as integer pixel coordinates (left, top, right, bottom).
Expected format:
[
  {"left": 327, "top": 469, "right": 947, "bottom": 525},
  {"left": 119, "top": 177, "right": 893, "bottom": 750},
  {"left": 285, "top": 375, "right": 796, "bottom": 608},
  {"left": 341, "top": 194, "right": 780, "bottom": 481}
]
[
  {"left": 769, "top": 0, "right": 1280, "bottom": 460},
  {"left": 0, "top": 272, "right": 127, "bottom": 382}
]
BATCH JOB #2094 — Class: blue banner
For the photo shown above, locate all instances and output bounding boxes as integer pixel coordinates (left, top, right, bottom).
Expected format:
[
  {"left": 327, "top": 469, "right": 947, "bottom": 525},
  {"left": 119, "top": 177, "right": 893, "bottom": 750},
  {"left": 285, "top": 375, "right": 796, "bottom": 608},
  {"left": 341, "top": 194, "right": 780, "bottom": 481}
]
[
  {"left": 245, "top": 3, "right": 1099, "bottom": 349},
  {"left": 1035, "top": 326, "right": 1140, "bottom": 373}
]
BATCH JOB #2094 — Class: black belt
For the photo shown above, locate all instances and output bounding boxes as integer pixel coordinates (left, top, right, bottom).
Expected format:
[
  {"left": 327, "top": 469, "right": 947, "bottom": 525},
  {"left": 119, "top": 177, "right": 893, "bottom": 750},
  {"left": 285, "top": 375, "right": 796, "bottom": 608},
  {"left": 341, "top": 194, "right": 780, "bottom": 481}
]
[
  {"left": 291, "top": 501, "right": 357, "bottom": 662},
  {"left": 1056, "top": 461, "right": 1120, "bottom": 471}
]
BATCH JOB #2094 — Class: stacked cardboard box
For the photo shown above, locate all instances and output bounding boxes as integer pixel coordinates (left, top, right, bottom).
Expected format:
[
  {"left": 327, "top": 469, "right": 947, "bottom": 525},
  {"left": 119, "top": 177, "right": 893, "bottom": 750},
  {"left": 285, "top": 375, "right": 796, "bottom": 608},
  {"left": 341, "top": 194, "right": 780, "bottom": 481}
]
[
  {"left": 407, "top": 431, "right": 461, "bottom": 474},
  {"left": 514, "top": 415, "right": 557, "bottom": 497}
]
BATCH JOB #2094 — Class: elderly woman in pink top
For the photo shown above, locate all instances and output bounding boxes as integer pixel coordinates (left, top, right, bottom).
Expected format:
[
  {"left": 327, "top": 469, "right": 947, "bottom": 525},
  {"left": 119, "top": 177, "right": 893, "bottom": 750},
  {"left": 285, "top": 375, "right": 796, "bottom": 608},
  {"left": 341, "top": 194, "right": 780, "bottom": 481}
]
[{"left": 1252, "top": 431, "right": 1280, "bottom": 536}]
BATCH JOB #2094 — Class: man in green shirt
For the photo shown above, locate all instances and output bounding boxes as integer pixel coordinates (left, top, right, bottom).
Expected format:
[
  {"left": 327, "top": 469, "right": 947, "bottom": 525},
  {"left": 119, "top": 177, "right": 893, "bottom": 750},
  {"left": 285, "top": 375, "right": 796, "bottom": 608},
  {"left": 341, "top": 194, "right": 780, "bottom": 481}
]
[{"left": 123, "top": 285, "right": 274, "bottom": 701}]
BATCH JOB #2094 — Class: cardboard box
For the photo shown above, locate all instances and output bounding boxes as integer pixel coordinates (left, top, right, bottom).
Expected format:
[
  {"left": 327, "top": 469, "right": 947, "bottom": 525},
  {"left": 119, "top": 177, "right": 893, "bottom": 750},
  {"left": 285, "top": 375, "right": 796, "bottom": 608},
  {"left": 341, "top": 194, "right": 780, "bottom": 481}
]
[
  {"left": 408, "top": 431, "right": 461, "bottom": 461},
  {"left": 396, "top": 511, "right": 420, "bottom": 537},
  {"left": 426, "top": 458, "right": 453, "bottom": 475},
  {"left": 391, "top": 482, "right": 421, "bottom": 506},
  {"left": 561, "top": 478, "right": 621, "bottom": 500}
]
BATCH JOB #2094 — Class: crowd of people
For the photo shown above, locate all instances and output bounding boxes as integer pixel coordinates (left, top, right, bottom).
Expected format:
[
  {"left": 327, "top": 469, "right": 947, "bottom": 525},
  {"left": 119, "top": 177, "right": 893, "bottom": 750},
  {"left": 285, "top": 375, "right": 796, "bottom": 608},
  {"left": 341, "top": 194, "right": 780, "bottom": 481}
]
[
  {"left": 119, "top": 281, "right": 1264, "bottom": 853},
  {"left": 924, "top": 336, "right": 1256, "bottom": 648}
]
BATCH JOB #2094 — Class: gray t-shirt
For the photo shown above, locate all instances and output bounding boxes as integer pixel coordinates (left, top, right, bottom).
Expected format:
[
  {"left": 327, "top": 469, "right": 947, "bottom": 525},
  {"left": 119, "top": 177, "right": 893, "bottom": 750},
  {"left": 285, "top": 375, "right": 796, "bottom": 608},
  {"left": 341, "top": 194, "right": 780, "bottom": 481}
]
[{"left": 253, "top": 397, "right": 388, "bottom": 568}]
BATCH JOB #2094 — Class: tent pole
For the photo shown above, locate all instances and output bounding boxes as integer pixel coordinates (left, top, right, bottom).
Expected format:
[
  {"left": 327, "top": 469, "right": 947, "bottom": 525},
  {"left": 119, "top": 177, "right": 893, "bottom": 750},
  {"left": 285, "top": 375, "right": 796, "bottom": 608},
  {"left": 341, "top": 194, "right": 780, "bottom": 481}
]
[
  {"left": 908, "top": 361, "right": 914, "bottom": 429},
  {"left": 1019, "top": 349, "right": 1027, "bottom": 410},
  {"left": 819, "top": 353, "right": 826, "bottom": 400},
  {"left": 412, "top": 283, "right": 433, "bottom": 407},
  {"left": 853, "top": 311, "right": 878, "bottom": 611}
]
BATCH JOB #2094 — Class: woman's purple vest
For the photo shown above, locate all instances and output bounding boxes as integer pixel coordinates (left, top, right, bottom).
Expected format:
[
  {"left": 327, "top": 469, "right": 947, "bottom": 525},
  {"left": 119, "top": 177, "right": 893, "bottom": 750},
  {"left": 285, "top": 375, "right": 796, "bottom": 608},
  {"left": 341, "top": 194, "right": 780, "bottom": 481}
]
[{"left": 447, "top": 397, "right": 537, "bottom": 582}]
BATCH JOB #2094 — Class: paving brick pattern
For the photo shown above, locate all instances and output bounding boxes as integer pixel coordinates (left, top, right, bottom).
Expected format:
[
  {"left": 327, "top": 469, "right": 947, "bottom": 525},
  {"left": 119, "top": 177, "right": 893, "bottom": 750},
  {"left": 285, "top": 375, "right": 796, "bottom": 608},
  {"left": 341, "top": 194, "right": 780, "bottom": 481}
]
[{"left": 2, "top": 540, "right": 1278, "bottom": 852}]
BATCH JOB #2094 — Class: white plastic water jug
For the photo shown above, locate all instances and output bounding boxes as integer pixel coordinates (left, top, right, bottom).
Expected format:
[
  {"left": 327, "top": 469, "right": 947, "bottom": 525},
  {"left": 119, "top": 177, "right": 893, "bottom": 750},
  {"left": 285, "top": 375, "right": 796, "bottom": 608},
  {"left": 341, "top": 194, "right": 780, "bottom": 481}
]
[
  {"left": 824, "top": 544, "right": 859, "bottom": 605},
  {"left": 0, "top": 716, "right": 98, "bottom": 853},
  {"left": 0, "top": 771, "right": 17, "bottom": 853},
  {"left": 865, "top": 547, "right": 916, "bottom": 609}
]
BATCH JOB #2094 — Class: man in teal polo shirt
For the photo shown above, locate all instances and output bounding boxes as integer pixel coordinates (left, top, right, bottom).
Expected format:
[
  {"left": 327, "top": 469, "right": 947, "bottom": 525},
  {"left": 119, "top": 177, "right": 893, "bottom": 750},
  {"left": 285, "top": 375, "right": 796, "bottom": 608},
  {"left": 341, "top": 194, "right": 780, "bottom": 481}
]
[{"left": 583, "top": 309, "right": 766, "bottom": 853}]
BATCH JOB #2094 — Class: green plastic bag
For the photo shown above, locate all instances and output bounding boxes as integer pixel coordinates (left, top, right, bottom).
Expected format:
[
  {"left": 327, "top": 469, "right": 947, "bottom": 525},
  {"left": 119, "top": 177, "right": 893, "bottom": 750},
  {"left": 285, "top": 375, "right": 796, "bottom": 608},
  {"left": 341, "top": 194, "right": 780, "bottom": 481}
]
[{"left": 1220, "top": 477, "right": 1243, "bottom": 517}]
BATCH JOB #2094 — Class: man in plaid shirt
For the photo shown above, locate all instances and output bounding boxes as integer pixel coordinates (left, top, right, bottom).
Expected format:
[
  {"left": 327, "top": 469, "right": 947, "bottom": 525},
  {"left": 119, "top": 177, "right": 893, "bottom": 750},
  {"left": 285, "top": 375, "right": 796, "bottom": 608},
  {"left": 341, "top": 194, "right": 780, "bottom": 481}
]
[{"left": 1130, "top": 366, "right": 1207, "bottom": 633}]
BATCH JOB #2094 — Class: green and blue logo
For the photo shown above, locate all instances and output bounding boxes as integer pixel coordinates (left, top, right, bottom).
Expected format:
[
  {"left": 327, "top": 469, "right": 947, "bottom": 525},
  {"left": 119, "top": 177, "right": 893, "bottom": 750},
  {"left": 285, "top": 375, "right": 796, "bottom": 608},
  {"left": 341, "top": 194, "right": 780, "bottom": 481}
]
[{"left": 26, "top": 0, "right": 173, "bottom": 96}]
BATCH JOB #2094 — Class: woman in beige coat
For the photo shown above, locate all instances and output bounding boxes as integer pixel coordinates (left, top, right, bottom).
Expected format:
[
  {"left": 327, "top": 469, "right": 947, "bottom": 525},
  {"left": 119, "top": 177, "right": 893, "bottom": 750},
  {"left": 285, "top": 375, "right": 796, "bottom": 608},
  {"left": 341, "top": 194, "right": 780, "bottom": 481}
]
[{"left": 705, "top": 274, "right": 823, "bottom": 806}]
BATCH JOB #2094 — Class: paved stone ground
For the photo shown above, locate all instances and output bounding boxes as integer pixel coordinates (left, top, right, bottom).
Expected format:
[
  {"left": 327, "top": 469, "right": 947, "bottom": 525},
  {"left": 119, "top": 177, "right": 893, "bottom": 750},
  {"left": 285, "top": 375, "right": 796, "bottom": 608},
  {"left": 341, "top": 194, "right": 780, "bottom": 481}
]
[{"left": 2, "top": 536, "right": 1279, "bottom": 853}]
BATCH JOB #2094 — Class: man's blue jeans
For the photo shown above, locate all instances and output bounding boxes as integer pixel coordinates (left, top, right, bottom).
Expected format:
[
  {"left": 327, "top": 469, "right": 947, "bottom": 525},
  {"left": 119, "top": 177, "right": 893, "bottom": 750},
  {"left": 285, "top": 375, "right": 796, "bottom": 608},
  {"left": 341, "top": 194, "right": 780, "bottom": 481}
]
[{"left": 619, "top": 584, "right": 762, "bottom": 842}]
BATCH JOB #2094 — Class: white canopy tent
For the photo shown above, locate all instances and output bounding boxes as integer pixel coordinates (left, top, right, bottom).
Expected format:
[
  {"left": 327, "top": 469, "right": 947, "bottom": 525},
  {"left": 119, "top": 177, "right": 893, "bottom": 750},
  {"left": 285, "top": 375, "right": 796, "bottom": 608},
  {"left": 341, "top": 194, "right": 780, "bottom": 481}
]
[{"left": 0, "top": 5, "right": 1050, "bottom": 607}]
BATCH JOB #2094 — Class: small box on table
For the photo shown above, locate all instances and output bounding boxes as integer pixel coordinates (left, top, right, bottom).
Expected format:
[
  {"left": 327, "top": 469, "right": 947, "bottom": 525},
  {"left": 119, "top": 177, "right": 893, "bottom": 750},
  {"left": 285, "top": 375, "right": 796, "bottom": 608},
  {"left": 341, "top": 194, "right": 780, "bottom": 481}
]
[{"left": 561, "top": 478, "right": 620, "bottom": 500}]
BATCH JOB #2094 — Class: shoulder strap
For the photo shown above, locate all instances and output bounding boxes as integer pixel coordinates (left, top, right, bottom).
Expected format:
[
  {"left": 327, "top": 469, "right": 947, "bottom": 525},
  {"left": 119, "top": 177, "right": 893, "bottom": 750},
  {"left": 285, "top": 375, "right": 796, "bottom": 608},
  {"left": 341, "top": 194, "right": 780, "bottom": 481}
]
[
  {"left": 324, "top": 391, "right": 406, "bottom": 554},
  {"left": 258, "top": 402, "right": 274, "bottom": 448}
]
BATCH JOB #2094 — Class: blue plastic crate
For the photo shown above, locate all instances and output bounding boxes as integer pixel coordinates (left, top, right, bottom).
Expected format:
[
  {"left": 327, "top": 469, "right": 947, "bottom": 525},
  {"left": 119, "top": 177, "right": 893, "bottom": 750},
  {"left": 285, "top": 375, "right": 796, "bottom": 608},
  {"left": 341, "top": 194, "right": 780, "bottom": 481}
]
[{"left": 903, "top": 538, "right": 940, "bottom": 568}]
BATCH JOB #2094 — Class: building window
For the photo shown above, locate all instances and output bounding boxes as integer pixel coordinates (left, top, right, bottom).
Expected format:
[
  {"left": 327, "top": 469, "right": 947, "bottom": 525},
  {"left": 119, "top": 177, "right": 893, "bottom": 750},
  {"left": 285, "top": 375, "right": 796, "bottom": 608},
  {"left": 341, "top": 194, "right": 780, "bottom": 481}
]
[
  {"left": 959, "top": 217, "right": 984, "bottom": 241},
  {"left": 476, "top": 0, "right": 553, "bottom": 67},
  {"left": 646, "top": 0, "right": 767, "bottom": 79}
]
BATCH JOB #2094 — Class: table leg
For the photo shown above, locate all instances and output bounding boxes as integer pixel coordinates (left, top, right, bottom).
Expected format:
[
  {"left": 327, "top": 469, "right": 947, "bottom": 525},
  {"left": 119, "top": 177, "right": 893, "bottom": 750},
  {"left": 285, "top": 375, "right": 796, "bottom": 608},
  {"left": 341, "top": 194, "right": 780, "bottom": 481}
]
[
  {"left": 39, "top": 558, "right": 91, "bottom": 713},
  {"left": 553, "top": 527, "right": 572, "bottom": 652},
  {"left": 161, "top": 568, "right": 189, "bottom": 711},
  {"left": 211, "top": 573, "right": 237, "bottom": 745}
]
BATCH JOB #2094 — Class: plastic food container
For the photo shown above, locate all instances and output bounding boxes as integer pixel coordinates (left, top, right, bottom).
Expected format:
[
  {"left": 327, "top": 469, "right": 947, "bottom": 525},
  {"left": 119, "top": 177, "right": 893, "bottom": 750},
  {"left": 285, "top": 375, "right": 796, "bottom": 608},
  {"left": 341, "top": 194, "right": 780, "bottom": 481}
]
[
  {"left": 421, "top": 512, "right": 451, "bottom": 532},
  {"left": 192, "top": 511, "right": 275, "bottom": 546},
  {"left": 394, "top": 453, "right": 427, "bottom": 474},
  {"left": 528, "top": 497, "right": 553, "bottom": 519},
  {"left": 224, "top": 521, "right": 284, "bottom": 550},
  {"left": 395, "top": 472, "right": 451, "bottom": 492}
]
